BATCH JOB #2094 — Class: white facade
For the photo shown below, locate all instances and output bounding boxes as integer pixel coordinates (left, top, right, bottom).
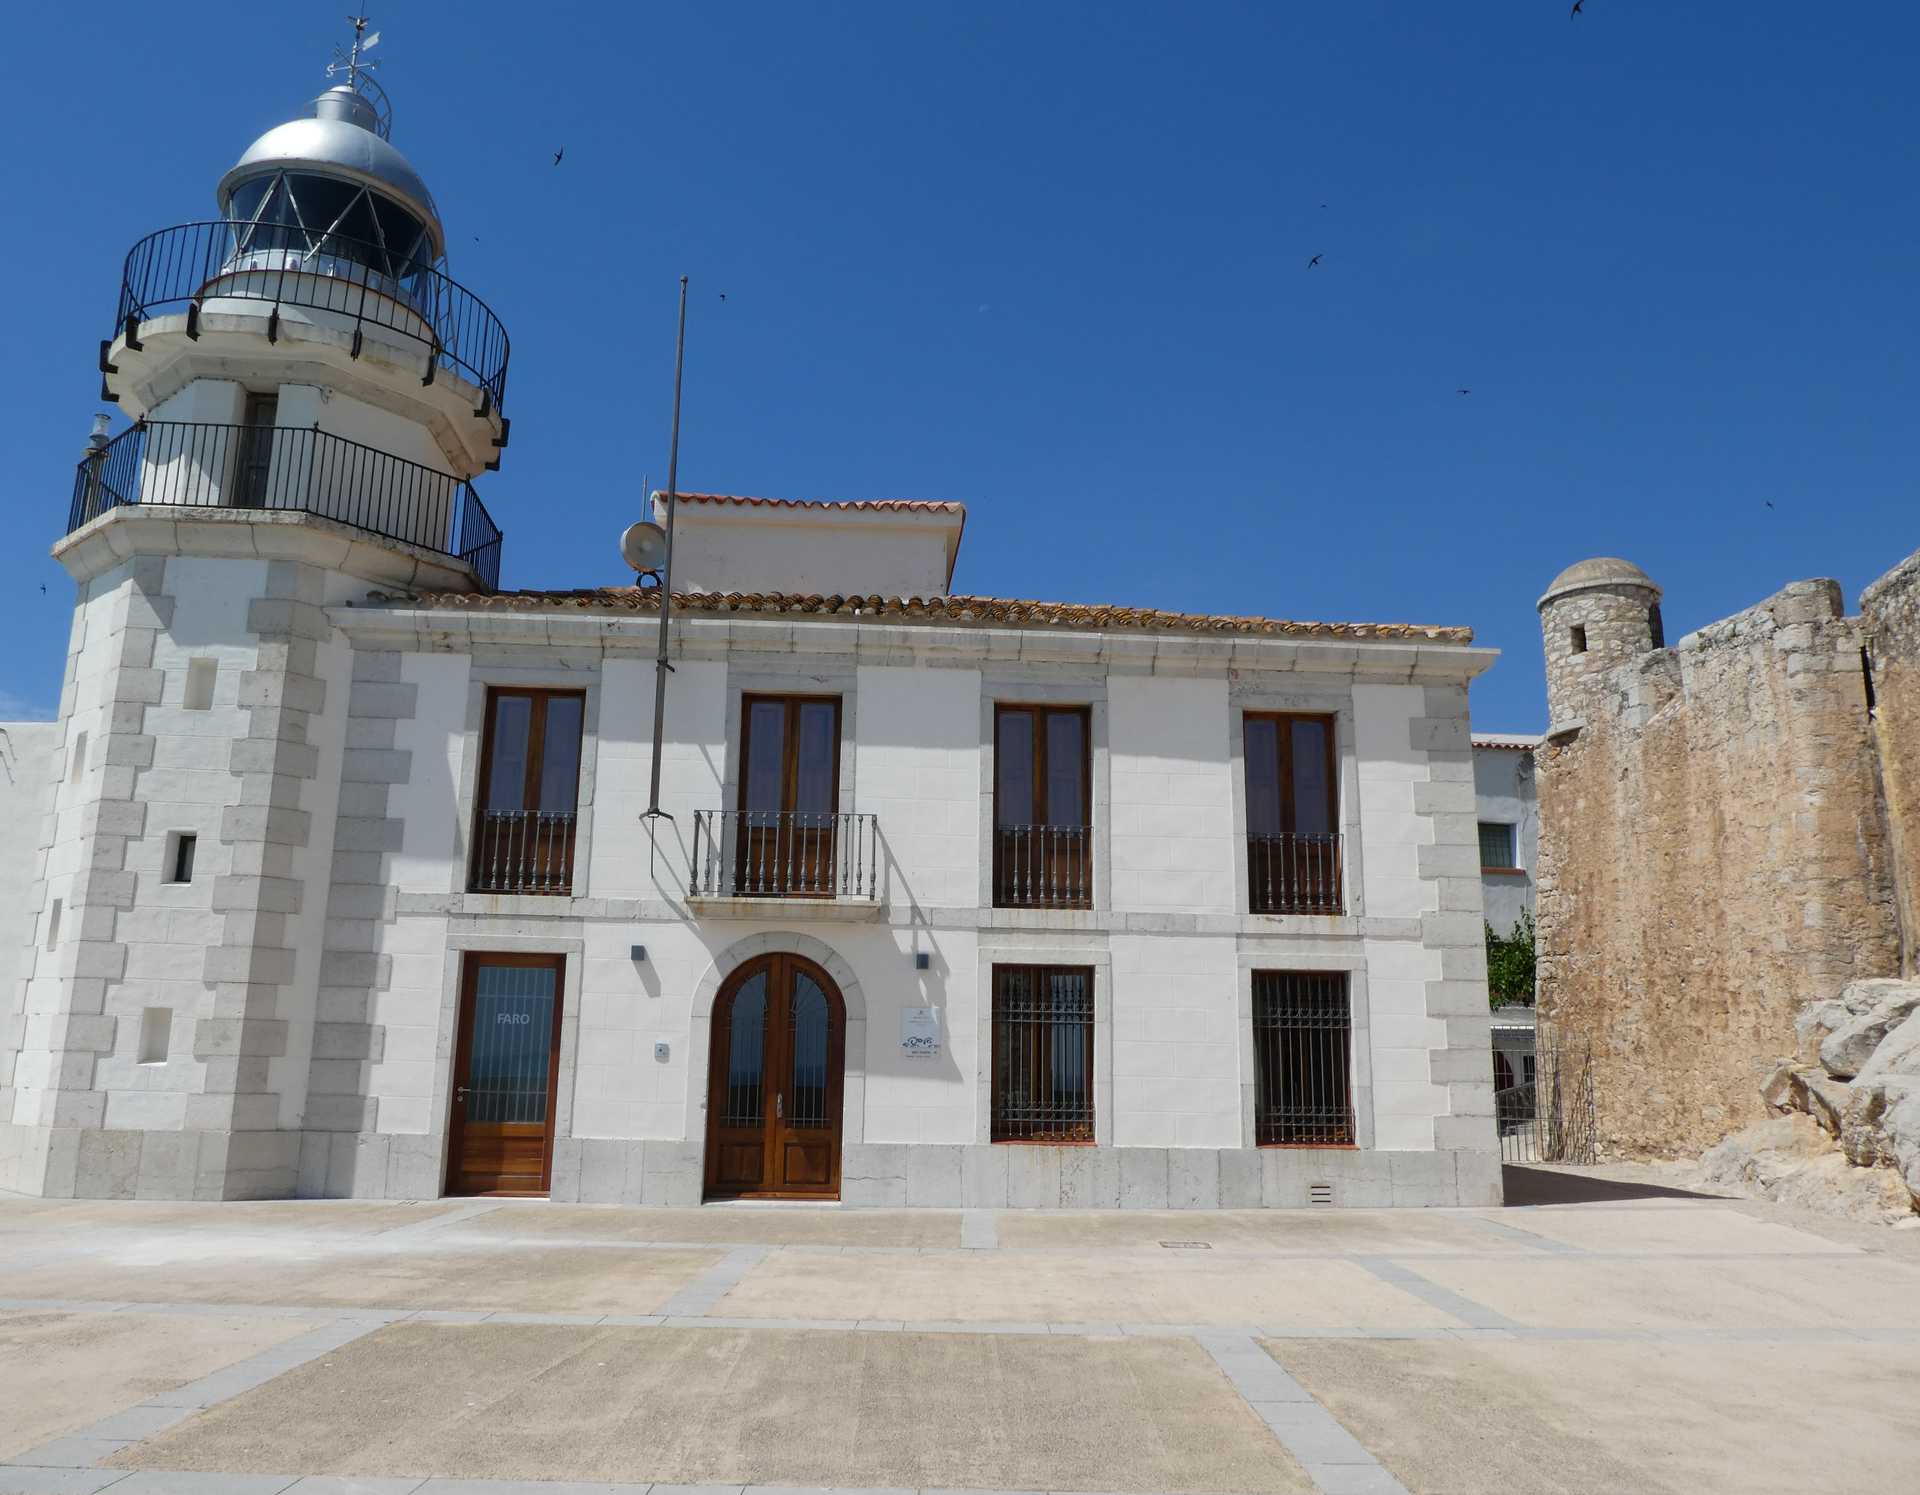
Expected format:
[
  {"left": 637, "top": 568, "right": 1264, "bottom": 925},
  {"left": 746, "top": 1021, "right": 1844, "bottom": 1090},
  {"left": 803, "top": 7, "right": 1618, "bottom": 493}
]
[
  {"left": 1471, "top": 735, "right": 1541, "bottom": 938},
  {"left": 0, "top": 66, "right": 1505, "bottom": 1208}
]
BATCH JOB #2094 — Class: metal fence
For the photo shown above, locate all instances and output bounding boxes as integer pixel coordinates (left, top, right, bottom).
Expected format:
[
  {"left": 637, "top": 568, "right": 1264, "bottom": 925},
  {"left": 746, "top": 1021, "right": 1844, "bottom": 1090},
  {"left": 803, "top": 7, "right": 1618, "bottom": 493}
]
[
  {"left": 1252, "top": 971, "right": 1357, "bottom": 1146},
  {"left": 690, "top": 810, "right": 879, "bottom": 899},
  {"left": 1248, "top": 832, "right": 1344, "bottom": 915},
  {"left": 69, "top": 419, "right": 502, "bottom": 591},
  {"left": 993, "top": 824, "right": 1092, "bottom": 909},
  {"left": 110, "top": 221, "right": 511, "bottom": 413},
  {"left": 1494, "top": 1030, "right": 1596, "bottom": 1164}
]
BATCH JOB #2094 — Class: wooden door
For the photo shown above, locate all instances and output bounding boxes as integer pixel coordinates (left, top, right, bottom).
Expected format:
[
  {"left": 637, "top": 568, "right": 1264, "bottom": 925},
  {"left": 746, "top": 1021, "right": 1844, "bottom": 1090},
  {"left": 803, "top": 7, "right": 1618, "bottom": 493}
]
[
  {"left": 445, "top": 953, "right": 566, "bottom": 1196},
  {"left": 705, "top": 954, "right": 845, "bottom": 1199},
  {"left": 736, "top": 696, "right": 841, "bottom": 895}
]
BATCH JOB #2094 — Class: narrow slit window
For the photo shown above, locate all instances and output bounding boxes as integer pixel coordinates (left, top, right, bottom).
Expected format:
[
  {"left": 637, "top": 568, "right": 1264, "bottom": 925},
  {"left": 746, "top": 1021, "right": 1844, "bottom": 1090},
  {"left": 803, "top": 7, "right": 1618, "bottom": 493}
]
[
  {"left": 184, "top": 658, "right": 217, "bottom": 711},
  {"left": 69, "top": 731, "right": 88, "bottom": 783},
  {"left": 138, "top": 1007, "right": 172, "bottom": 1065},
  {"left": 167, "top": 832, "right": 198, "bottom": 885},
  {"left": 45, "top": 898, "right": 62, "bottom": 951},
  {"left": 1648, "top": 604, "right": 1665, "bottom": 650},
  {"left": 1569, "top": 625, "right": 1588, "bottom": 655},
  {"left": 1252, "top": 970, "right": 1355, "bottom": 1146}
]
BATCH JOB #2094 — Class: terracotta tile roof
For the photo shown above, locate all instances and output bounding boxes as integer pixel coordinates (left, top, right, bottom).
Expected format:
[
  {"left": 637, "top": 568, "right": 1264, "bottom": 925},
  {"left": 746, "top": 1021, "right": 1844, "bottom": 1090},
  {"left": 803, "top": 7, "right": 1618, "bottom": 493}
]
[
  {"left": 662, "top": 492, "right": 965, "bottom": 515},
  {"left": 386, "top": 587, "right": 1474, "bottom": 643}
]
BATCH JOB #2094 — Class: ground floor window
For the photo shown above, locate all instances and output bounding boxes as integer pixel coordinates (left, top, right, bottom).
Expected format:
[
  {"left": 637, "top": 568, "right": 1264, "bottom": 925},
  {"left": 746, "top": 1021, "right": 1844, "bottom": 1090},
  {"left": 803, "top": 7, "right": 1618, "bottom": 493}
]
[
  {"left": 1252, "top": 970, "right": 1356, "bottom": 1146},
  {"left": 991, "top": 964, "right": 1095, "bottom": 1143}
]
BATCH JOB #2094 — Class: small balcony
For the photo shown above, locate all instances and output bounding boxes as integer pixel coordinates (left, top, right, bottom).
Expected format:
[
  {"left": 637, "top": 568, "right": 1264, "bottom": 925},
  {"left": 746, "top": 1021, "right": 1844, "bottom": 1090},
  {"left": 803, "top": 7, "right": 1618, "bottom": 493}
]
[
  {"left": 69, "top": 418, "right": 502, "bottom": 590},
  {"left": 470, "top": 810, "right": 577, "bottom": 895},
  {"left": 994, "top": 824, "right": 1093, "bottom": 910},
  {"left": 1248, "top": 832, "right": 1344, "bottom": 916},
  {"left": 690, "top": 810, "right": 879, "bottom": 904}
]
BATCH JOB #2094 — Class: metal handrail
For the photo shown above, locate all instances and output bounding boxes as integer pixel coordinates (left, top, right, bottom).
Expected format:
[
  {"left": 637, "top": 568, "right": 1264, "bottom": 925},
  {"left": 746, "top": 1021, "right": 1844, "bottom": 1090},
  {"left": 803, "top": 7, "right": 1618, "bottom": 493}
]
[
  {"left": 1247, "top": 831, "right": 1344, "bottom": 915},
  {"left": 470, "top": 809, "right": 577, "bottom": 894},
  {"left": 993, "top": 823, "right": 1092, "bottom": 909},
  {"left": 69, "top": 419, "right": 503, "bottom": 591},
  {"left": 691, "top": 810, "right": 879, "bottom": 899},
  {"left": 109, "top": 220, "right": 511, "bottom": 413}
]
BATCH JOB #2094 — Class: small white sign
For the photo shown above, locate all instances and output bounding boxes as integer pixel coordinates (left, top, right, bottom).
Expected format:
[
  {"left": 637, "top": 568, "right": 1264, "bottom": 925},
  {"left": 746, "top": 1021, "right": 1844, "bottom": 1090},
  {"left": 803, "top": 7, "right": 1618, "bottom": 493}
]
[{"left": 900, "top": 1006, "right": 941, "bottom": 1059}]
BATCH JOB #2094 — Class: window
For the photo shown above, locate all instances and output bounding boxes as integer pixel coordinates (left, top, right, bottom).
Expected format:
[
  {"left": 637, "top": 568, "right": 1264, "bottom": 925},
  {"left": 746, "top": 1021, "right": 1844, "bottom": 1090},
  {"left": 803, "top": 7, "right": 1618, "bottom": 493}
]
[
  {"left": 166, "top": 832, "right": 198, "bottom": 884},
  {"left": 1648, "top": 604, "right": 1665, "bottom": 650},
  {"left": 991, "top": 965, "right": 1095, "bottom": 1142},
  {"left": 138, "top": 1007, "right": 172, "bottom": 1065},
  {"left": 993, "top": 705, "right": 1091, "bottom": 908},
  {"left": 1243, "top": 713, "right": 1341, "bottom": 914},
  {"left": 469, "top": 688, "right": 585, "bottom": 894},
  {"left": 1252, "top": 971, "right": 1355, "bottom": 1146},
  {"left": 1570, "top": 625, "right": 1588, "bottom": 655},
  {"left": 235, "top": 394, "right": 279, "bottom": 509},
  {"left": 45, "top": 898, "right": 61, "bottom": 951},
  {"left": 1478, "top": 822, "right": 1518, "bottom": 871},
  {"left": 184, "top": 657, "right": 217, "bottom": 711},
  {"left": 69, "top": 731, "right": 88, "bottom": 783},
  {"left": 733, "top": 695, "right": 841, "bottom": 895}
]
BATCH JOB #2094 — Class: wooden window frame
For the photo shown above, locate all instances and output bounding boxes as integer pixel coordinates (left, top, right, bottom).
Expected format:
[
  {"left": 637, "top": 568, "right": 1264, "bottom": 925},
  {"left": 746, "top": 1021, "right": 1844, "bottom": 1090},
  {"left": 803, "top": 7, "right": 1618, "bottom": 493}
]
[
  {"left": 735, "top": 693, "right": 844, "bottom": 820},
  {"left": 468, "top": 687, "right": 587, "bottom": 895},
  {"left": 992, "top": 703, "right": 1093, "bottom": 910},
  {"left": 990, "top": 963, "right": 1097, "bottom": 1145},
  {"left": 1242, "top": 711, "right": 1339, "bottom": 835}
]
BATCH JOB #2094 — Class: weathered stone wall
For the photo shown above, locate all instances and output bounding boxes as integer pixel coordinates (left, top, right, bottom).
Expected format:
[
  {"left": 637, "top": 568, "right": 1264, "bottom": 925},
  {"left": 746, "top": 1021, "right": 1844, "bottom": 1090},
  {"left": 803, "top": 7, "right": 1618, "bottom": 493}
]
[
  {"left": 1537, "top": 578, "right": 1900, "bottom": 1159},
  {"left": 1862, "top": 551, "right": 1920, "bottom": 977},
  {"left": 1540, "top": 583, "right": 1661, "bottom": 727}
]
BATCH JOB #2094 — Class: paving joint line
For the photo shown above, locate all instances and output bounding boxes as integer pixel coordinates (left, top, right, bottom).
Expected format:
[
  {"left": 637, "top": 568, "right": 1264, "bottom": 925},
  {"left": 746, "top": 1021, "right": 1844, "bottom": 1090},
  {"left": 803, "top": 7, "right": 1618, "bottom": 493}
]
[
  {"left": 653, "top": 1244, "right": 768, "bottom": 1317},
  {"left": 1353, "top": 1256, "right": 1523, "bottom": 1330},
  {"left": 376, "top": 1199, "right": 510, "bottom": 1237},
  {"left": 1464, "top": 1216, "right": 1585, "bottom": 1253}
]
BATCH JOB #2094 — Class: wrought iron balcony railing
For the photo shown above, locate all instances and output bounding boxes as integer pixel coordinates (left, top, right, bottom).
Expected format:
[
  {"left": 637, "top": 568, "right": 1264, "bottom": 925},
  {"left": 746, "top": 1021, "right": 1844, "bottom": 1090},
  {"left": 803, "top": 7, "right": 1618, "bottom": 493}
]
[
  {"left": 994, "top": 824, "right": 1092, "bottom": 910},
  {"left": 69, "top": 419, "right": 502, "bottom": 591},
  {"left": 470, "top": 810, "right": 577, "bottom": 895},
  {"left": 1248, "top": 832, "right": 1344, "bottom": 916},
  {"left": 691, "top": 810, "right": 879, "bottom": 900},
  {"left": 108, "top": 221, "right": 511, "bottom": 414}
]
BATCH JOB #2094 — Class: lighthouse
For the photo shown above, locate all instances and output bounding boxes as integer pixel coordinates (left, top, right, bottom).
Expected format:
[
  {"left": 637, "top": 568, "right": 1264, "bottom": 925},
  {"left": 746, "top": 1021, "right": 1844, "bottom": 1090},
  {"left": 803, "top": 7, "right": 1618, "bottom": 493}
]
[{"left": 1, "top": 34, "right": 512, "bottom": 1199}]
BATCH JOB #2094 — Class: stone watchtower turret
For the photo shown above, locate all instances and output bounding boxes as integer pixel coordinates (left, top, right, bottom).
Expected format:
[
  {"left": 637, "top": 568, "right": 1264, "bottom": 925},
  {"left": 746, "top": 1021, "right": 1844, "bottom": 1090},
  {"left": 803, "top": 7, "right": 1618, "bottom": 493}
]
[{"left": 1537, "top": 557, "right": 1664, "bottom": 727}]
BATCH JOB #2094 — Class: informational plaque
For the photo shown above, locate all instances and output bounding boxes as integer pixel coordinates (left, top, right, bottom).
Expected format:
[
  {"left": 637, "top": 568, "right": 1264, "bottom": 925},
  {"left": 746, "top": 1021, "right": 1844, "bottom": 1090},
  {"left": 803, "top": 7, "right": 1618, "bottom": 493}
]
[{"left": 900, "top": 1006, "right": 941, "bottom": 1059}]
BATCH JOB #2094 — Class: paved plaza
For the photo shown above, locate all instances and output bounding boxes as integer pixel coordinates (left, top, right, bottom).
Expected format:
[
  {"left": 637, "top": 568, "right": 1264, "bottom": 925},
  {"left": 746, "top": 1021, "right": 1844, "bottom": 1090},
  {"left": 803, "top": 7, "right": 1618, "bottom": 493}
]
[{"left": 2, "top": 1167, "right": 1917, "bottom": 1494}]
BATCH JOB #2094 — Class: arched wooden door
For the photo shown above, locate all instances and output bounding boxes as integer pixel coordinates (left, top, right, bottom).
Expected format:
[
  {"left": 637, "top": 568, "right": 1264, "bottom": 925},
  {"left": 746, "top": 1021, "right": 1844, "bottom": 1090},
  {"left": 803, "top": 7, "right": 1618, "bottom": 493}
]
[{"left": 705, "top": 953, "right": 846, "bottom": 1199}]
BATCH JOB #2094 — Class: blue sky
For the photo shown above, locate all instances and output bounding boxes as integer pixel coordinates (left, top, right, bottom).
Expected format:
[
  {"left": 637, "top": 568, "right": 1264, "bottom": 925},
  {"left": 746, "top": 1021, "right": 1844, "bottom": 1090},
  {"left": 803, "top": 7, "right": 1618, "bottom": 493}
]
[{"left": 2, "top": 2, "right": 1914, "bottom": 728}]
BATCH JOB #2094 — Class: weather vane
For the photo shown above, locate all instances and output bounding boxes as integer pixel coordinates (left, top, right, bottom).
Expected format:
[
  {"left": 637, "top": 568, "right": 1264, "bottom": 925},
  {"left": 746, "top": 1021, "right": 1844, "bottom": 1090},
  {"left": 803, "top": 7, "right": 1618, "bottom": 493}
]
[{"left": 327, "top": 15, "right": 381, "bottom": 90}]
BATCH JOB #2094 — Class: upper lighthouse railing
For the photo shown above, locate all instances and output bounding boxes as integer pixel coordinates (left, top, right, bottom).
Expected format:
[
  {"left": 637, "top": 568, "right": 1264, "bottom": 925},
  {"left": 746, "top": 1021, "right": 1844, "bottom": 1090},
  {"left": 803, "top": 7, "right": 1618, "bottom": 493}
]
[
  {"left": 107, "top": 221, "right": 511, "bottom": 415},
  {"left": 69, "top": 419, "right": 503, "bottom": 590}
]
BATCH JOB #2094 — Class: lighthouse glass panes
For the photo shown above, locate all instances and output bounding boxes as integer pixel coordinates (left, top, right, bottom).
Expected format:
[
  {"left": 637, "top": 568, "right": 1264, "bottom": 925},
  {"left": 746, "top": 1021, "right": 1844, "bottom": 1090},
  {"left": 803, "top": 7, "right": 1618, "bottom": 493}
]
[{"left": 224, "top": 171, "right": 434, "bottom": 291}]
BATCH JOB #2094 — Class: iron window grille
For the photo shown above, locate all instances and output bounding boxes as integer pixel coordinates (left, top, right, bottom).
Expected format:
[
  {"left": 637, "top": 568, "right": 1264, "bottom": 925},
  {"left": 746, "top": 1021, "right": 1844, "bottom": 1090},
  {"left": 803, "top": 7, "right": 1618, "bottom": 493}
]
[
  {"left": 1478, "top": 821, "right": 1517, "bottom": 870},
  {"left": 991, "top": 965, "right": 1095, "bottom": 1143},
  {"left": 1252, "top": 971, "right": 1356, "bottom": 1146}
]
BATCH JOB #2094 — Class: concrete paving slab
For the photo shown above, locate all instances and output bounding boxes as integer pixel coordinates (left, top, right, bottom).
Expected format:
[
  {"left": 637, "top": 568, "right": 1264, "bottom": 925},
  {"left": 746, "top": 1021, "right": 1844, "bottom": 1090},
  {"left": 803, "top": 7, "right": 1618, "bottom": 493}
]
[
  {"left": 714, "top": 1250, "right": 1460, "bottom": 1328},
  {"left": 0, "top": 1309, "right": 322, "bottom": 1460},
  {"left": 992, "top": 1209, "right": 1524, "bottom": 1256},
  {"left": 0, "top": 1470, "right": 133, "bottom": 1494},
  {"left": 1403, "top": 1253, "right": 1920, "bottom": 1331},
  {"left": 1271, "top": 1335, "right": 1920, "bottom": 1494},
  {"left": 1492, "top": 1205, "right": 1862, "bottom": 1256},
  {"left": 460, "top": 1206, "right": 961, "bottom": 1249},
  {"left": 0, "top": 1201, "right": 456, "bottom": 1239},
  {"left": 3, "top": 1247, "right": 724, "bottom": 1316},
  {"left": 107, "top": 1322, "right": 1313, "bottom": 1493}
]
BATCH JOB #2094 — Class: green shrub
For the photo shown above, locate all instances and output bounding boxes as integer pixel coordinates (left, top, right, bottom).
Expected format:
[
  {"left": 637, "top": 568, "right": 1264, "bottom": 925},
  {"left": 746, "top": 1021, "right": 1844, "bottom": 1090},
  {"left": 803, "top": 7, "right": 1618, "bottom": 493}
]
[{"left": 1486, "top": 908, "right": 1536, "bottom": 1007}]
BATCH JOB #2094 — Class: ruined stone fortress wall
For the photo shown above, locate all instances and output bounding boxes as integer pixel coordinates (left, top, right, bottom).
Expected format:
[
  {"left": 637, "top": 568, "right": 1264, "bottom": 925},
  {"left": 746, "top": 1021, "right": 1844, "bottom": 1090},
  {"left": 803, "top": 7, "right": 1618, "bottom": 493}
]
[
  {"left": 1863, "top": 550, "right": 1920, "bottom": 974},
  {"left": 1536, "top": 557, "right": 1912, "bottom": 1160}
]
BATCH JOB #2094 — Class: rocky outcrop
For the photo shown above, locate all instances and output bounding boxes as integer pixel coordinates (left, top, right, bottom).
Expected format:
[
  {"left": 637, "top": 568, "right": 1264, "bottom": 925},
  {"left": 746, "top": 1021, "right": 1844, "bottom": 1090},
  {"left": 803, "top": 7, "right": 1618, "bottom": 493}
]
[{"left": 1754, "top": 987, "right": 1920, "bottom": 1220}]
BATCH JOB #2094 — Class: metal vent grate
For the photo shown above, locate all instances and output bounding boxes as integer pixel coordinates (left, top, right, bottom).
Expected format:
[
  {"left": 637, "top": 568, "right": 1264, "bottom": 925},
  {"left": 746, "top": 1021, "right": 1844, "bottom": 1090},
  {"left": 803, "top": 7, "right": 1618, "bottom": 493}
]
[{"left": 1308, "top": 1182, "right": 1334, "bottom": 1205}]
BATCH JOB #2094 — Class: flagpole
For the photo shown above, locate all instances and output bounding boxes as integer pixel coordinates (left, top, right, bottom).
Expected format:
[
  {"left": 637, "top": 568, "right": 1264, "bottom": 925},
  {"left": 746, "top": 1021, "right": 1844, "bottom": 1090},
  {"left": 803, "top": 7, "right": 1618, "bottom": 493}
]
[{"left": 643, "top": 276, "right": 689, "bottom": 825}]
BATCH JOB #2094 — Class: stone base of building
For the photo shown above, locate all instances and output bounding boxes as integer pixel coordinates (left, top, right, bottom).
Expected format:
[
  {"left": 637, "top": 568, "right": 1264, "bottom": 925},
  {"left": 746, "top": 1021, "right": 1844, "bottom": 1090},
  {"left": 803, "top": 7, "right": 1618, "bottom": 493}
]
[{"left": 1, "top": 1123, "right": 1503, "bottom": 1208}]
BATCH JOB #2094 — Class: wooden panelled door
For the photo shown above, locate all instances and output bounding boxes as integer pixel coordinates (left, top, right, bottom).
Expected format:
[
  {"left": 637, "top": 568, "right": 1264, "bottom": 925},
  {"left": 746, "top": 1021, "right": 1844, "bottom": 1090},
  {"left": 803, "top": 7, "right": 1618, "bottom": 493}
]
[
  {"left": 705, "top": 954, "right": 846, "bottom": 1199},
  {"left": 446, "top": 953, "right": 566, "bottom": 1196}
]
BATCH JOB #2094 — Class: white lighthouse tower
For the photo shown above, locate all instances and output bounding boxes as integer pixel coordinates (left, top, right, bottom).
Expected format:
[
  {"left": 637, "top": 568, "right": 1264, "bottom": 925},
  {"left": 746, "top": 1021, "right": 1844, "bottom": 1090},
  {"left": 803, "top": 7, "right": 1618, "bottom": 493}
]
[{"left": 0, "top": 32, "right": 511, "bottom": 1199}]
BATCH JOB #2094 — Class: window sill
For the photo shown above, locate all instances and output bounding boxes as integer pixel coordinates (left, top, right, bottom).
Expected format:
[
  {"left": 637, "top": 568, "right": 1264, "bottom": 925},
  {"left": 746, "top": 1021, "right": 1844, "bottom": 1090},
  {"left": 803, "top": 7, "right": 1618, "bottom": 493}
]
[
  {"left": 1480, "top": 867, "right": 1529, "bottom": 877},
  {"left": 990, "top": 1137, "right": 1098, "bottom": 1147},
  {"left": 686, "top": 893, "right": 884, "bottom": 923}
]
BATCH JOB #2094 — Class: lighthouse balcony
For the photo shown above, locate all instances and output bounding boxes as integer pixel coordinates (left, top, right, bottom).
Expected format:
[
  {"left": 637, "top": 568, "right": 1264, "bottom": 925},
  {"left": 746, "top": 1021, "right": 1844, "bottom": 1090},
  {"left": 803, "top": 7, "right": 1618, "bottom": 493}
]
[
  {"left": 99, "top": 221, "right": 510, "bottom": 474},
  {"left": 68, "top": 418, "right": 503, "bottom": 591}
]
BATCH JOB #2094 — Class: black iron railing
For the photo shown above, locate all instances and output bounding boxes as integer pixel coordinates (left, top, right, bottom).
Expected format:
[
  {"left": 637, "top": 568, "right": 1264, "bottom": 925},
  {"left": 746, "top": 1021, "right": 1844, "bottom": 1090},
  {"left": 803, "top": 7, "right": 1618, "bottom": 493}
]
[
  {"left": 993, "top": 824, "right": 1092, "bottom": 909},
  {"left": 690, "top": 810, "right": 879, "bottom": 899},
  {"left": 470, "top": 810, "right": 577, "bottom": 895},
  {"left": 109, "top": 221, "right": 510, "bottom": 414},
  {"left": 1248, "top": 832, "right": 1343, "bottom": 915},
  {"left": 69, "top": 420, "right": 502, "bottom": 590},
  {"left": 991, "top": 964, "right": 1096, "bottom": 1143},
  {"left": 1252, "top": 970, "right": 1356, "bottom": 1146},
  {"left": 1496, "top": 1033, "right": 1595, "bottom": 1164}
]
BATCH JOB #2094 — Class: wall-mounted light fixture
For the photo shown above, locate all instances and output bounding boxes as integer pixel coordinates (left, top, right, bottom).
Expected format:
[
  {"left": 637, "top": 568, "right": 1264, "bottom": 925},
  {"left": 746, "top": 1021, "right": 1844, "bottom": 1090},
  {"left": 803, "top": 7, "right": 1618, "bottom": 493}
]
[
  {"left": 631, "top": 944, "right": 647, "bottom": 962},
  {"left": 914, "top": 951, "right": 931, "bottom": 971}
]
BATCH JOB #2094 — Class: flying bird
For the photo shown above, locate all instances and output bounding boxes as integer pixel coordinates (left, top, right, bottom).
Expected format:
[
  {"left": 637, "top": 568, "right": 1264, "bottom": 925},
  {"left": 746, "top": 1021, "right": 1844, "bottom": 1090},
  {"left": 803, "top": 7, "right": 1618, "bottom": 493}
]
[
  {"left": 1307, "top": 254, "right": 1322, "bottom": 268},
  {"left": 552, "top": 147, "right": 565, "bottom": 166},
  {"left": 1457, "top": 389, "right": 1471, "bottom": 395},
  {"left": 1766, "top": 500, "right": 1775, "bottom": 509},
  {"left": 718, "top": 293, "right": 727, "bottom": 301},
  {"left": 1570, "top": 0, "right": 1584, "bottom": 15}
]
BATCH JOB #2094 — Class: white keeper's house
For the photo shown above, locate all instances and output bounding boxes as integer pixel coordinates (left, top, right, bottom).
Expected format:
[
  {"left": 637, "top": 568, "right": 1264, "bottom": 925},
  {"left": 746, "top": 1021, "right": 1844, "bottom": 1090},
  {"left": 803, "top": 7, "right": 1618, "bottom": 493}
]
[{"left": 0, "top": 65, "right": 1503, "bottom": 1209}]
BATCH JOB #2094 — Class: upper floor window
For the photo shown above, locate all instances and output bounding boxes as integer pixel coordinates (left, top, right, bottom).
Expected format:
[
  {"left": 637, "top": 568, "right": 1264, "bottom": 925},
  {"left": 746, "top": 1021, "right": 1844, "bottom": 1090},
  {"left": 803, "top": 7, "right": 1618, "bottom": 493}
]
[
  {"left": 469, "top": 688, "right": 584, "bottom": 895},
  {"left": 993, "top": 704, "right": 1091, "bottom": 909},
  {"left": 1478, "top": 821, "right": 1518, "bottom": 872},
  {"left": 1244, "top": 713, "right": 1341, "bottom": 915},
  {"left": 734, "top": 694, "right": 842, "bottom": 896}
]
